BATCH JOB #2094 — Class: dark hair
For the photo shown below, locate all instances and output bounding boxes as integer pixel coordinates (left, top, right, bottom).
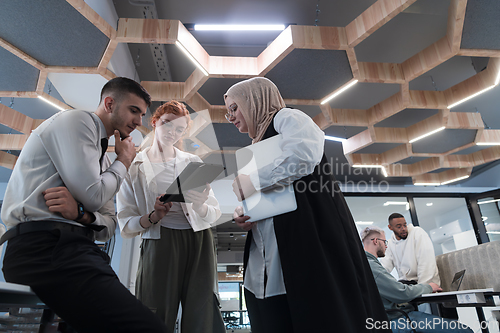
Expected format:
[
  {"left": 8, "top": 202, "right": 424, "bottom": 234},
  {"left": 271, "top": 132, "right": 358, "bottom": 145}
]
[
  {"left": 100, "top": 77, "right": 151, "bottom": 107},
  {"left": 388, "top": 213, "right": 404, "bottom": 223}
]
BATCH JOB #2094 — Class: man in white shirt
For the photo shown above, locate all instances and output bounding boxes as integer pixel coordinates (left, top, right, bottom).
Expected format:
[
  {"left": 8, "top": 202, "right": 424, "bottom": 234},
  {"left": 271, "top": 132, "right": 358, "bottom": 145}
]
[
  {"left": 0, "top": 77, "right": 166, "bottom": 333},
  {"left": 381, "top": 213, "right": 440, "bottom": 286}
]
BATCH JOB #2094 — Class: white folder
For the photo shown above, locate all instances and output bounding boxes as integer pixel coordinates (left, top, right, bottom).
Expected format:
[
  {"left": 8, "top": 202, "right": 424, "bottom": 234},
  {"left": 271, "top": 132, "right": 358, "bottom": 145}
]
[{"left": 235, "top": 134, "right": 297, "bottom": 222}]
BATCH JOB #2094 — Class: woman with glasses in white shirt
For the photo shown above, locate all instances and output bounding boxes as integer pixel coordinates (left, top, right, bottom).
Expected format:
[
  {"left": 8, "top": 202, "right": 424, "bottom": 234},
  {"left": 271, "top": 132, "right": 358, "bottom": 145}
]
[{"left": 117, "top": 100, "right": 225, "bottom": 333}]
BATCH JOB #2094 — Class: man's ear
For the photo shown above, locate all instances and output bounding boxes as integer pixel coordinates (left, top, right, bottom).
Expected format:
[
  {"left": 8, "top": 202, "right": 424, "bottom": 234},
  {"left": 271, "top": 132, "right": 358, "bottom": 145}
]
[
  {"left": 103, "top": 96, "right": 115, "bottom": 114},
  {"left": 387, "top": 223, "right": 393, "bottom": 231}
]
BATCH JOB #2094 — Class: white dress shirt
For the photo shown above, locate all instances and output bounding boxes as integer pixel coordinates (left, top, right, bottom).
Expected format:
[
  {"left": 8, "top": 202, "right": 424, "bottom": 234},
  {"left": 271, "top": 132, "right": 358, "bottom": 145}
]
[
  {"left": 0, "top": 110, "right": 125, "bottom": 241},
  {"left": 244, "top": 108, "right": 325, "bottom": 299}
]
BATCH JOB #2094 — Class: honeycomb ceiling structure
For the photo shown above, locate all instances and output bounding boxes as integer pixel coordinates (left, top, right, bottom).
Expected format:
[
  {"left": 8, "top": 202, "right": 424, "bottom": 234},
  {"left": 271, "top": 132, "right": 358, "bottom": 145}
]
[{"left": 1, "top": 0, "right": 500, "bottom": 187}]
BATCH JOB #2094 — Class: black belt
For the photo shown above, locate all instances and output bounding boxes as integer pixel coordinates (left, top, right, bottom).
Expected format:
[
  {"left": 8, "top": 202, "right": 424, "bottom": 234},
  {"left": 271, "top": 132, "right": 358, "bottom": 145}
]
[{"left": 0, "top": 221, "right": 96, "bottom": 245}]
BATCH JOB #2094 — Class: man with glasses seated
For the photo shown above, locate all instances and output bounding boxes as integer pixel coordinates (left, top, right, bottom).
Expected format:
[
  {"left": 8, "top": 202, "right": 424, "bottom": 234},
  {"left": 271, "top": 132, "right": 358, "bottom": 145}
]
[{"left": 361, "top": 226, "right": 473, "bottom": 333}]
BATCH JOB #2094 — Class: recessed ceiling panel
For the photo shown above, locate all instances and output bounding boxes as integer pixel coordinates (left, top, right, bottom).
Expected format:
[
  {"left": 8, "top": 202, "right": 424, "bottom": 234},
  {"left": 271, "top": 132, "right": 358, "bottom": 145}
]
[
  {"left": 0, "top": 167, "right": 13, "bottom": 183},
  {"left": 328, "top": 83, "right": 401, "bottom": 109},
  {"left": 199, "top": 78, "right": 246, "bottom": 105},
  {"left": 452, "top": 145, "right": 493, "bottom": 155},
  {"left": 266, "top": 49, "right": 353, "bottom": 100},
  {"left": 450, "top": 83, "right": 500, "bottom": 131},
  {"left": 462, "top": 0, "right": 500, "bottom": 50},
  {"left": 204, "top": 45, "right": 266, "bottom": 57},
  {"left": 324, "top": 126, "right": 368, "bottom": 139},
  {"left": 0, "top": 124, "right": 22, "bottom": 135},
  {"left": 155, "top": 0, "right": 377, "bottom": 29},
  {"left": 0, "top": 0, "right": 109, "bottom": 67},
  {"left": 355, "top": 0, "right": 449, "bottom": 63},
  {"left": 128, "top": 44, "right": 158, "bottom": 82},
  {"left": 8, "top": 98, "right": 61, "bottom": 121},
  {"left": 428, "top": 168, "right": 452, "bottom": 173},
  {"left": 409, "top": 56, "right": 477, "bottom": 91},
  {"left": 197, "top": 123, "right": 252, "bottom": 151},
  {"left": 412, "top": 129, "right": 478, "bottom": 154},
  {"left": 0, "top": 47, "right": 39, "bottom": 91},
  {"left": 398, "top": 156, "right": 430, "bottom": 164},
  {"left": 375, "top": 109, "right": 438, "bottom": 128},
  {"left": 356, "top": 143, "right": 403, "bottom": 154},
  {"left": 287, "top": 105, "right": 322, "bottom": 118},
  {"left": 165, "top": 44, "right": 197, "bottom": 82}
]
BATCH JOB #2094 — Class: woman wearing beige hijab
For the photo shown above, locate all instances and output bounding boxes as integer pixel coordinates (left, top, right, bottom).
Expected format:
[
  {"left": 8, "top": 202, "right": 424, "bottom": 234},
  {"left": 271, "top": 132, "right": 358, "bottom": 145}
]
[{"left": 225, "top": 77, "right": 390, "bottom": 333}]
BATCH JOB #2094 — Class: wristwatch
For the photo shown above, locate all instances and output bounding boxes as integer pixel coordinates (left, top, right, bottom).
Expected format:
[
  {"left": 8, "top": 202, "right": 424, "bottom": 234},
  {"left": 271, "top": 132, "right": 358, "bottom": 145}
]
[{"left": 76, "top": 202, "right": 85, "bottom": 221}]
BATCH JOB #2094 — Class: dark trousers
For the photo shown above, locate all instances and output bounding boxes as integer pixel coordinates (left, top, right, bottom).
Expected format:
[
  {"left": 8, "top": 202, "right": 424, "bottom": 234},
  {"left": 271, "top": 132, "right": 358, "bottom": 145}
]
[
  {"left": 244, "top": 288, "right": 294, "bottom": 333},
  {"left": 2, "top": 229, "right": 167, "bottom": 333}
]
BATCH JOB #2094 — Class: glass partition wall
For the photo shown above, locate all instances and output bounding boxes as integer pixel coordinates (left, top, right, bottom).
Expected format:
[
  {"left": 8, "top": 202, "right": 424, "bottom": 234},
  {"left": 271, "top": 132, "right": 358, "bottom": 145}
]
[
  {"left": 345, "top": 192, "right": 490, "bottom": 255},
  {"left": 413, "top": 197, "right": 477, "bottom": 255},
  {"left": 477, "top": 198, "right": 500, "bottom": 242},
  {"left": 345, "top": 196, "right": 411, "bottom": 239}
]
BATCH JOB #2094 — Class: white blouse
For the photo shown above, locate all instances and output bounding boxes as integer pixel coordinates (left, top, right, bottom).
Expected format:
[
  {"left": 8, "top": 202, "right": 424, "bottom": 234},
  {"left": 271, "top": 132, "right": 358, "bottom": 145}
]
[
  {"left": 117, "top": 147, "right": 222, "bottom": 239},
  {"left": 150, "top": 162, "right": 191, "bottom": 230},
  {"left": 244, "top": 108, "right": 325, "bottom": 299}
]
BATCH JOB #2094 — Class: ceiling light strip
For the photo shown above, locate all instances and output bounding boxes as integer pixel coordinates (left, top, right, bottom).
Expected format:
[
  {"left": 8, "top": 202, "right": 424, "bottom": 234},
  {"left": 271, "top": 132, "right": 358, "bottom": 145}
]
[
  {"left": 448, "top": 85, "right": 495, "bottom": 109},
  {"left": 383, "top": 201, "right": 408, "bottom": 206},
  {"left": 321, "top": 80, "right": 358, "bottom": 105},
  {"left": 355, "top": 221, "right": 374, "bottom": 225},
  {"left": 175, "top": 41, "right": 209, "bottom": 76},
  {"left": 352, "top": 164, "right": 388, "bottom": 177},
  {"left": 325, "top": 135, "right": 346, "bottom": 142},
  {"left": 409, "top": 126, "right": 445, "bottom": 144},
  {"left": 440, "top": 175, "right": 469, "bottom": 185},
  {"left": 478, "top": 198, "right": 500, "bottom": 205},
  {"left": 414, "top": 183, "right": 441, "bottom": 186},
  {"left": 476, "top": 142, "right": 500, "bottom": 146},
  {"left": 37, "top": 96, "right": 66, "bottom": 111},
  {"left": 194, "top": 24, "right": 285, "bottom": 31}
]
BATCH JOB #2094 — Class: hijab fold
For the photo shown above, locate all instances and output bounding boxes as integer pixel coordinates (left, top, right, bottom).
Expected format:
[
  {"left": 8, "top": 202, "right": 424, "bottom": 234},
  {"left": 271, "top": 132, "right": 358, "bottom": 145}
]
[{"left": 225, "top": 77, "right": 286, "bottom": 143}]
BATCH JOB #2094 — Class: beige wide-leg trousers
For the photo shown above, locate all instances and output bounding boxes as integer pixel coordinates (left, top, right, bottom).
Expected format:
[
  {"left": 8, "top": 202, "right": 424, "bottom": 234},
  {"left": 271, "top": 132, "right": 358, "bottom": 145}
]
[{"left": 136, "top": 227, "right": 225, "bottom": 333}]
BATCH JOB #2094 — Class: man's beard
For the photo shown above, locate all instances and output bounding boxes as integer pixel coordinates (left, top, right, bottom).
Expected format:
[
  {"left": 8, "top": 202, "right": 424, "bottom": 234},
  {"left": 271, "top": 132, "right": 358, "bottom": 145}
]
[{"left": 396, "top": 231, "right": 408, "bottom": 240}]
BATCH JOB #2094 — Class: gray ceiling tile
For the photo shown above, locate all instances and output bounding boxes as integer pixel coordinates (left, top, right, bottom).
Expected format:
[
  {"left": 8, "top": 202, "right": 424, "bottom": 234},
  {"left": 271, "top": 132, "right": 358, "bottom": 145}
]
[
  {"left": 0, "top": 47, "right": 39, "bottom": 91},
  {"left": 409, "top": 56, "right": 478, "bottom": 91},
  {"left": 452, "top": 145, "right": 493, "bottom": 155},
  {"left": 355, "top": 3, "right": 449, "bottom": 63},
  {"left": 356, "top": 143, "right": 403, "bottom": 154},
  {"left": 199, "top": 78, "right": 246, "bottom": 105},
  {"left": 197, "top": 123, "right": 252, "bottom": 151},
  {"left": 266, "top": 49, "right": 353, "bottom": 100},
  {"left": 375, "top": 109, "right": 438, "bottom": 128},
  {"left": 0, "top": 0, "right": 109, "bottom": 67},
  {"left": 0, "top": 124, "right": 22, "bottom": 135},
  {"left": 429, "top": 168, "right": 452, "bottom": 174},
  {"left": 328, "top": 82, "right": 401, "bottom": 109},
  {"left": 398, "top": 156, "right": 430, "bottom": 165},
  {"left": 287, "top": 105, "right": 322, "bottom": 118},
  {"left": 324, "top": 125, "right": 367, "bottom": 139},
  {"left": 412, "top": 129, "right": 478, "bottom": 154},
  {"left": 461, "top": 0, "right": 500, "bottom": 50}
]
